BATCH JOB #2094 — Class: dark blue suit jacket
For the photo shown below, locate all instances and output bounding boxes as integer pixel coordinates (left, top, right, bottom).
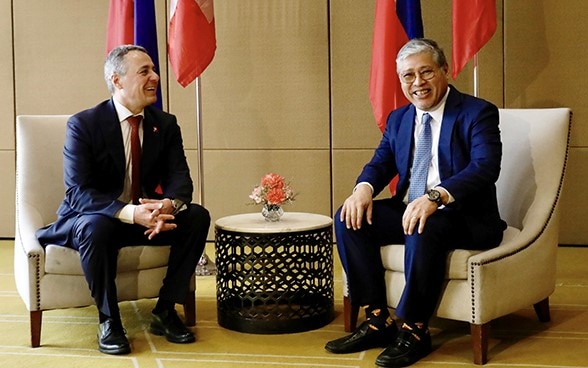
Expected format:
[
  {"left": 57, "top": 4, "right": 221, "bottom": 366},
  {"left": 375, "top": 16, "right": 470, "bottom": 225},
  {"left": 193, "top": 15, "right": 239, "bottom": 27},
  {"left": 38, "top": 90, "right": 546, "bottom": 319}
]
[
  {"left": 37, "top": 99, "right": 193, "bottom": 246},
  {"left": 358, "top": 86, "right": 506, "bottom": 245}
]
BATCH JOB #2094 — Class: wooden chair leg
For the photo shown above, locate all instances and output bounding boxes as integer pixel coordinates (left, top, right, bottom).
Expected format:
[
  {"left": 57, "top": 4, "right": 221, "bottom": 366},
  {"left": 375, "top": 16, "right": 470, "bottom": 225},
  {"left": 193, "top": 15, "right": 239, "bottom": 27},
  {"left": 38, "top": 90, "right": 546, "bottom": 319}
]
[
  {"left": 533, "top": 297, "right": 551, "bottom": 322},
  {"left": 183, "top": 290, "right": 196, "bottom": 327},
  {"left": 470, "top": 322, "right": 489, "bottom": 365},
  {"left": 30, "top": 310, "right": 43, "bottom": 348},
  {"left": 343, "top": 295, "right": 359, "bottom": 332}
]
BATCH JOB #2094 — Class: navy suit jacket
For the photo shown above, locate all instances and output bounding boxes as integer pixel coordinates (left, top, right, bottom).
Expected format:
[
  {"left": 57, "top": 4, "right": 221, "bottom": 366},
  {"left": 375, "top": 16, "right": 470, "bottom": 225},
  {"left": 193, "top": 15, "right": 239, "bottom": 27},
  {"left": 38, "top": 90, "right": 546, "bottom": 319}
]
[
  {"left": 358, "top": 86, "right": 506, "bottom": 244},
  {"left": 37, "top": 99, "right": 193, "bottom": 246}
]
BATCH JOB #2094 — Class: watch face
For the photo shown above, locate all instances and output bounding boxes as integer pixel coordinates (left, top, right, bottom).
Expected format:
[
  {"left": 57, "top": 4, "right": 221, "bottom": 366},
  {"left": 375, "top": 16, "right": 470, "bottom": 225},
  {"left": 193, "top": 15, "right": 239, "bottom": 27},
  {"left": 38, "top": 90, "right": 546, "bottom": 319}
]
[{"left": 428, "top": 190, "right": 440, "bottom": 200}]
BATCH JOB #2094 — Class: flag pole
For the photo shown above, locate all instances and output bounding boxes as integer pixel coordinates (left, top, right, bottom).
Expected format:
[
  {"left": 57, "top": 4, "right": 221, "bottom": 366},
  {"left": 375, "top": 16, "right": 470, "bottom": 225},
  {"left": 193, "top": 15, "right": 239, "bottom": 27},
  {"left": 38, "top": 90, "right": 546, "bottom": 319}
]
[
  {"left": 473, "top": 53, "right": 479, "bottom": 97},
  {"left": 194, "top": 76, "right": 216, "bottom": 276},
  {"left": 195, "top": 77, "right": 205, "bottom": 205}
]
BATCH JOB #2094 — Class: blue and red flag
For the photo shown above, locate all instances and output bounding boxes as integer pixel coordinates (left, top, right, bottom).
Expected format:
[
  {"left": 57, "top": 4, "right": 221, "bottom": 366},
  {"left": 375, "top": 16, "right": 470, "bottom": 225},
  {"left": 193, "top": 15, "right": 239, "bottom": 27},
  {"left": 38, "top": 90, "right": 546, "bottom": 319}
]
[
  {"left": 106, "top": 0, "right": 163, "bottom": 109},
  {"left": 369, "top": 0, "right": 424, "bottom": 132}
]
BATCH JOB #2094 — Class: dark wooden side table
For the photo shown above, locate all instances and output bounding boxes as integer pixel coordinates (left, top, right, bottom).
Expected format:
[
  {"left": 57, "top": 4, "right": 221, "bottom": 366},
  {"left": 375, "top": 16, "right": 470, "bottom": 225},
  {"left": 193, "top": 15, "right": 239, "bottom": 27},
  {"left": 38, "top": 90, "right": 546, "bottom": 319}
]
[{"left": 214, "top": 212, "right": 334, "bottom": 334}]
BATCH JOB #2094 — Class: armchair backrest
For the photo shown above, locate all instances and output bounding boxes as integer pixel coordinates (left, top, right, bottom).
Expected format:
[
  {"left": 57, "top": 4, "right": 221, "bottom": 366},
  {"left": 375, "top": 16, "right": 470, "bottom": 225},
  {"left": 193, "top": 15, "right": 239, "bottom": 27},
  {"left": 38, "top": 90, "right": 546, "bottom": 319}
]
[
  {"left": 16, "top": 115, "right": 71, "bottom": 227},
  {"left": 496, "top": 108, "right": 571, "bottom": 231}
]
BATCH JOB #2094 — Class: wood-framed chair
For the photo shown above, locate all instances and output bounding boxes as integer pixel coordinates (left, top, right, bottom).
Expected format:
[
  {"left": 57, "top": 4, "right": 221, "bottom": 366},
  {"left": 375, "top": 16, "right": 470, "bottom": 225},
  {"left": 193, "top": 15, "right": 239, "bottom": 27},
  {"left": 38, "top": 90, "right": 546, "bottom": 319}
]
[
  {"left": 14, "top": 115, "right": 196, "bottom": 347},
  {"left": 342, "top": 108, "right": 572, "bottom": 364}
]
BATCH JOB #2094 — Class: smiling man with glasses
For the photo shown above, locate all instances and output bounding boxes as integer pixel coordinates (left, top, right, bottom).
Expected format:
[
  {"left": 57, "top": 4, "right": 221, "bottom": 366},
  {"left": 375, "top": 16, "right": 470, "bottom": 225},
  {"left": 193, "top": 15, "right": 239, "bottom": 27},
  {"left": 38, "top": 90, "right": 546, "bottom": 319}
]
[{"left": 325, "top": 38, "right": 506, "bottom": 367}]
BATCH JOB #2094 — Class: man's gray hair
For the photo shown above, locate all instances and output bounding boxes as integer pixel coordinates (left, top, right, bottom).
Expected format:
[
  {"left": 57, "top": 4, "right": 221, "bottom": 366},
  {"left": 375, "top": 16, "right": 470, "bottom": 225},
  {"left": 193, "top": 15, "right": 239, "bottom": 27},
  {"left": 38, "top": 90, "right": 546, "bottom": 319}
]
[
  {"left": 104, "top": 45, "right": 149, "bottom": 94},
  {"left": 396, "top": 38, "right": 448, "bottom": 73}
]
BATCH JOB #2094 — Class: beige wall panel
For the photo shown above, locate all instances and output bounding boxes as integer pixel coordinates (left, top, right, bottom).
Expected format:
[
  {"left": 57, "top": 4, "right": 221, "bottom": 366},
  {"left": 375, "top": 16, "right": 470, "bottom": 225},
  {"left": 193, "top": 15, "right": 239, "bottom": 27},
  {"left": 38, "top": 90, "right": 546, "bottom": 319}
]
[
  {"left": 14, "top": 1, "right": 170, "bottom": 116},
  {"left": 332, "top": 149, "right": 391, "bottom": 212},
  {"left": 332, "top": 150, "right": 371, "bottom": 211},
  {"left": 0, "top": 151, "right": 15, "bottom": 237},
  {"left": 421, "top": 0, "right": 503, "bottom": 105},
  {"left": 0, "top": 0, "right": 14, "bottom": 150},
  {"left": 199, "top": 0, "right": 330, "bottom": 150},
  {"left": 13, "top": 1, "right": 110, "bottom": 115},
  {"left": 203, "top": 149, "right": 331, "bottom": 240},
  {"left": 504, "top": 0, "right": 588, "bottom": 145},
  {"left": 330, "top": 0, "right": 381, "bottom": 149},
  {"left": 559, "top": 147, "right": 588, "bottom": 245},
  {"left": 168, "top": 80, "right": 198, "bottom": 150},
  {"left": 504, "top": 0, "right": 588, "bottom": 244},
  {"left": 184, "top": 148, "right": 202, "bottom": 204}
]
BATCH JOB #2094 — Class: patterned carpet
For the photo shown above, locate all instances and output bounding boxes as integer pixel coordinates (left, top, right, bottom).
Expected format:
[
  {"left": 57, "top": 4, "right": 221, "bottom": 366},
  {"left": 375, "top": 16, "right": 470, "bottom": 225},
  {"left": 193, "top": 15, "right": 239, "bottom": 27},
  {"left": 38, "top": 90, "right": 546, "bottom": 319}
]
[{"left": 1, "top": 239, "right": 588, "bottom": 367}]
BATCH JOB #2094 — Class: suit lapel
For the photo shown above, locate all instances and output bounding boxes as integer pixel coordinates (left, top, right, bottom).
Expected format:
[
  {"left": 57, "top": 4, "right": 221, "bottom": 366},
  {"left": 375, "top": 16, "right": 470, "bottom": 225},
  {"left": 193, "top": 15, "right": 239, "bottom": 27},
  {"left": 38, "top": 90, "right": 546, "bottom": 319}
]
[
  {"left": 438, "top": 87, "right": 462, "bottom": 179},
  {"left": 141, "top": 108, "right": 160, "bottom": 174},
  {"left": 397, "top": 107, "right": 417, "bottom": 190},
  {"left": 101, "top": 100, "right": 126, "bottom": 179}
]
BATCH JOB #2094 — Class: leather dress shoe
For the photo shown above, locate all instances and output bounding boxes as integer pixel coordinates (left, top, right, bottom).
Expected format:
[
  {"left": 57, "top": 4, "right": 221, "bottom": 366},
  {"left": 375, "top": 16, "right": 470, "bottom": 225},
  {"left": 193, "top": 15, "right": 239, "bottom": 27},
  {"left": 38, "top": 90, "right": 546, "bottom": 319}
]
[
  {"left": 325, "top": 320, "right": 398, "bottom": 354},
  {"left": 97, "top": 319, "right": 130, "bottom": 355},
  {"left": 150, "top": 309, "right": 195, "bottom": 343},
  {"left": 375, "top": 330, "right": 432, "bottom": 367}
]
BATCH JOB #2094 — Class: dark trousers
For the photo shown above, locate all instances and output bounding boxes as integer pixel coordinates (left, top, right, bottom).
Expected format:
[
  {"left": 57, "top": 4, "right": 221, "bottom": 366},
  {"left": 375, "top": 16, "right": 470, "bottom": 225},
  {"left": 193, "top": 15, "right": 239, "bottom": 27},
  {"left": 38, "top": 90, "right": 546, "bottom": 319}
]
[
  {"left": 335, "top": 197, "right": 484, "bottom": 323},
  {"left": 69, "top": 204, "right": 210, "bottom": 319}
]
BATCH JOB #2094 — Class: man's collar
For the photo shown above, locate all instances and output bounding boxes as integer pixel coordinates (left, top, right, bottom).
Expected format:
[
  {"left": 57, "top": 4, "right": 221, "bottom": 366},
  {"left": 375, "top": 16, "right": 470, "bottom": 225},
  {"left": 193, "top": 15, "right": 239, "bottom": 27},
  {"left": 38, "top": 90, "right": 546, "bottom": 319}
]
[{"left": 112, "top": 98, "right": 144, "bottom": 123}]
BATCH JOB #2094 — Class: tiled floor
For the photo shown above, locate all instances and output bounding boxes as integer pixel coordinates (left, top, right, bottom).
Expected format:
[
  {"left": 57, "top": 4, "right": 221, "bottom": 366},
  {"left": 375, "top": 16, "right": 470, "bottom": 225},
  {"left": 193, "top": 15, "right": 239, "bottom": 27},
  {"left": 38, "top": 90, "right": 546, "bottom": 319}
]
[{"left": 1, "top": 240, "right": 587, "bottom": 367}]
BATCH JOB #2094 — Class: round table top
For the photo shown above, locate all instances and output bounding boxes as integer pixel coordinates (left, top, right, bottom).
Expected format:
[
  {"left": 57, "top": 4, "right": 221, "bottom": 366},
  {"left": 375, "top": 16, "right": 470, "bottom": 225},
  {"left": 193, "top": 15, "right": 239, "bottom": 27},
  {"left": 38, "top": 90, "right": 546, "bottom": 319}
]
[{"left": 215, "top": 212, "right": 333, "bottom": 233}]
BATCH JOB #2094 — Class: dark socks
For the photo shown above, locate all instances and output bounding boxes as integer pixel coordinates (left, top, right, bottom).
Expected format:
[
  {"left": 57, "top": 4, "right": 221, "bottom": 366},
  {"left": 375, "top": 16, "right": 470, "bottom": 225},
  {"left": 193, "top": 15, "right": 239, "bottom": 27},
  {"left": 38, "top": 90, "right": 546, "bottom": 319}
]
[
  {"left": 401, "top": 321, "right": 429, "bottom": 340},
  {"left": 153, "top": 299, "right": 175, "bottom": 314},
  {"left": 365, "top": 305, "right": 393, "bottom": 330}
]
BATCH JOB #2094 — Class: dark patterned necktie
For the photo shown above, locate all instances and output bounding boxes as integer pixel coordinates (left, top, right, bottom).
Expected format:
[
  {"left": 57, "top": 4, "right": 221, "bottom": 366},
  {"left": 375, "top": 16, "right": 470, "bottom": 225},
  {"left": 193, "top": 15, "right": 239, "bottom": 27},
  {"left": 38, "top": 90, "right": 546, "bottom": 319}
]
[
  {"left": 408, "top": 113, "right": 432, "bottom": 202},
  {"left": 128, "top": 115, "right": 143, "bottom": 205}
]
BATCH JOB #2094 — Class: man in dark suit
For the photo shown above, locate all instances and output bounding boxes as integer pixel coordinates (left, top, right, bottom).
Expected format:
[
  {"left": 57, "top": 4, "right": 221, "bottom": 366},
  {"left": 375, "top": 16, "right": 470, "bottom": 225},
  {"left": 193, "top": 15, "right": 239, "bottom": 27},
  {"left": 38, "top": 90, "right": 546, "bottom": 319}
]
[
  {"left": 36, "top": 45, "right": 210, "bottom": 355},
  {"left": 325, "top": 38, "right": 506, "bottom": 367}
]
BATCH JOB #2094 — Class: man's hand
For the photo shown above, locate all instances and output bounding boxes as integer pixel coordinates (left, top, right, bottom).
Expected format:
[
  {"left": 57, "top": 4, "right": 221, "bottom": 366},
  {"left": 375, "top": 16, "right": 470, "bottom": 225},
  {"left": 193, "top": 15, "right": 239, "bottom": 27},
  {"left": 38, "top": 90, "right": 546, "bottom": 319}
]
[
  {"left": 340, "top": 184, "right": 373, "bottom": 230},
  {"left": 134, "top": 199, "right": 177, "bottom": 240},
  {"left": 402, "top": 195, "right": 438, "bottom": 235}
]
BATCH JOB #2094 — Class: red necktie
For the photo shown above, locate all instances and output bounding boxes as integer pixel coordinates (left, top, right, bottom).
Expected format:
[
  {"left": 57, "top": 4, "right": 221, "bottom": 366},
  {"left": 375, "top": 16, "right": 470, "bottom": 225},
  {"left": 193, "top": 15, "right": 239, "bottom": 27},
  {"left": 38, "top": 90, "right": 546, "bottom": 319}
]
[{"left": 128, "top": 115, "right": 143, "bottom": 205}]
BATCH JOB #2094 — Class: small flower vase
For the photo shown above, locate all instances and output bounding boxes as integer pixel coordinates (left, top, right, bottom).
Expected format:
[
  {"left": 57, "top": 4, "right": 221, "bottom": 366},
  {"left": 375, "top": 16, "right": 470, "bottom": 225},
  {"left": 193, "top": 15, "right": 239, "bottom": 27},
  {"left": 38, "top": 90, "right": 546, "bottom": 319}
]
[{"left": 261, "top": 204, "right": 284, "bottom": 222}]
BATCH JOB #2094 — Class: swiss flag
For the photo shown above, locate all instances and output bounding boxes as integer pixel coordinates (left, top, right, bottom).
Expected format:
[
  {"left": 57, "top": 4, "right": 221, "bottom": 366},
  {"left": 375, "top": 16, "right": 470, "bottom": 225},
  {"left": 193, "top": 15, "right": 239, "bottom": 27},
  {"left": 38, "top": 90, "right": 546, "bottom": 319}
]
[
  {"left": 451, "top": 0, "right": 497, "bottom": 79},
  {"left": 168, "top": 0, "right": 217, "bottom": 87}
]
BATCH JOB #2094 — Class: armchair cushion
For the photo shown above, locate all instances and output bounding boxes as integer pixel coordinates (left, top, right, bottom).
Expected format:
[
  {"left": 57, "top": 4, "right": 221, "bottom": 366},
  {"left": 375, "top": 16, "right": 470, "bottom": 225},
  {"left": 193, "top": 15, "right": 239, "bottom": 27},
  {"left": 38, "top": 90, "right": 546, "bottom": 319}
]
[{"left": 44, "top": 244, "right": 171, "bottom": 274}]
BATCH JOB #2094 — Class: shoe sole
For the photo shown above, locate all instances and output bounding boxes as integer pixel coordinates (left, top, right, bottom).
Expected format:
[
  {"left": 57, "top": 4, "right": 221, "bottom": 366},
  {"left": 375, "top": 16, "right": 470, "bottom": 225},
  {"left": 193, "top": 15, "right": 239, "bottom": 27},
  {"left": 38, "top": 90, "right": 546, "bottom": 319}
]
[{"left": 98, "top": 345, "right": 131, "bottom": 355}]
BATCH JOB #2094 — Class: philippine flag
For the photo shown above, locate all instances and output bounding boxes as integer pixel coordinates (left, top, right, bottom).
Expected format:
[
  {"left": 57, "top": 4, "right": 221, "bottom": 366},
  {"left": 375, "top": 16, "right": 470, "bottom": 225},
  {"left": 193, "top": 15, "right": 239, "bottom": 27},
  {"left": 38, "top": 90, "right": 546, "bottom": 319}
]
[
  {"left": 369, "top": 0, "right": 424, "bottom": 132},
  {"left": 105, "top": 0, "right": 163, "bottom": 109}
]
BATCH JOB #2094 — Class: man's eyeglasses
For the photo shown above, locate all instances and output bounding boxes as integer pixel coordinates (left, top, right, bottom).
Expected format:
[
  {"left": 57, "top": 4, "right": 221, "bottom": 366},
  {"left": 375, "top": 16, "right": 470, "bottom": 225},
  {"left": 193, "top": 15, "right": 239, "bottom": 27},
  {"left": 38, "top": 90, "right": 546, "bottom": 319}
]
[{"left": 399, "top": 68, "right": 437, "bottom": 84}]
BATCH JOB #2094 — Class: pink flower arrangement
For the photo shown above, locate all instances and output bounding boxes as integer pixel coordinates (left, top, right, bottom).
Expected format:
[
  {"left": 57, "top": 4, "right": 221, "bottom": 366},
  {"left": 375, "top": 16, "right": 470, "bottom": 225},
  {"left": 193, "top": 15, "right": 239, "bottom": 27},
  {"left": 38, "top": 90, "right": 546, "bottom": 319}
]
[{"left": 249, "top": 173, "right": 295, "bottom": 206}]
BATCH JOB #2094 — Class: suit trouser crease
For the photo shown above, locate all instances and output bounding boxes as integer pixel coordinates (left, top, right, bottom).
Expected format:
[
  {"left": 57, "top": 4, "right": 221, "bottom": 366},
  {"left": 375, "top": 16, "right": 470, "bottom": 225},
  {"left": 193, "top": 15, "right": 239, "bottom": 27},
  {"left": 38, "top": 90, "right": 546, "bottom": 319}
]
[
  {"left": 335, "top": 198, "right": 474, "bottom": 323},
  {"left": 70, "top": 204, "right": 210, "bottom": 318}
]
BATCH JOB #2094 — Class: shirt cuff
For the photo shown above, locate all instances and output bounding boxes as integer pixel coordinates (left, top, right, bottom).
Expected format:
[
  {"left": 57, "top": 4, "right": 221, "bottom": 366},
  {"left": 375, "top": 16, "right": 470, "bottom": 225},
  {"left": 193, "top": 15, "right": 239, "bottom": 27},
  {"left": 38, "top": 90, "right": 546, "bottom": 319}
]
[
  {"left": 354, "top": 182, "right": 374, "bottom": 194},
  {"left": 115, "top": 204, "right": 136, "bottom": 224},
  {"left": 435, "top": 186, "right": 455, "bottom": 205}
]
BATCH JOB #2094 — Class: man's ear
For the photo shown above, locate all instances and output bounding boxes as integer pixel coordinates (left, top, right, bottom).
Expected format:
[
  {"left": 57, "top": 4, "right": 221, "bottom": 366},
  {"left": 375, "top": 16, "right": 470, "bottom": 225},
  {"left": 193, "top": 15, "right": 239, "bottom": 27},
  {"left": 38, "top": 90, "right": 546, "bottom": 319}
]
[{"left": 112, "top": 73, "right": 122, "bottom": 90}]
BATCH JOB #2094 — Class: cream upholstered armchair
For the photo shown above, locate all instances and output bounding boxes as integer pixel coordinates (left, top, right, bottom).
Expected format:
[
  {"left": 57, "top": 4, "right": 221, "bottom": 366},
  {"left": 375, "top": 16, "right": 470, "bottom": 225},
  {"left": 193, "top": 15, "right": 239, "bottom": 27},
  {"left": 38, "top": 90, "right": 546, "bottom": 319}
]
[
  {"left": 342, "top": 108, "right": 572, "bottom": 365},
  {"left": 14, "top": 115, "right": 196, "bottom": 347}
]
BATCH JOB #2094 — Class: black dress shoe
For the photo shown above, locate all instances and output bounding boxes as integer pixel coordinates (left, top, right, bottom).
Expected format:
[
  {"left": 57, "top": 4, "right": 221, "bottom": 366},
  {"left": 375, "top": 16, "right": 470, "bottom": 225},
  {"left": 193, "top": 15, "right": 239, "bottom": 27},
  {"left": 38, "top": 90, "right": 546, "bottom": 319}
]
[
  {"left": 375, "top": 330, "right": 432, "bottom": 367},
  {"left": 325, "top": 321, "right": 398, "bottom": 354},
  {"left": 98, "top": 319, "right": 131, "bottom": 355},
  {"left": 150, "top": 309, "right": 195, "bottom": 343}
]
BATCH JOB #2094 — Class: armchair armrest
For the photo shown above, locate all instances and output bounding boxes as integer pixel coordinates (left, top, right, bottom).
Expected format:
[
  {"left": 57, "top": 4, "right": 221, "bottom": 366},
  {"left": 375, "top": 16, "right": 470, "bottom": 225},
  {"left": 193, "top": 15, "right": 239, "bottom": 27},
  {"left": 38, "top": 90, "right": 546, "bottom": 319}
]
[{"left": 14, "top": 201, "right": 47, "bottom": 311}]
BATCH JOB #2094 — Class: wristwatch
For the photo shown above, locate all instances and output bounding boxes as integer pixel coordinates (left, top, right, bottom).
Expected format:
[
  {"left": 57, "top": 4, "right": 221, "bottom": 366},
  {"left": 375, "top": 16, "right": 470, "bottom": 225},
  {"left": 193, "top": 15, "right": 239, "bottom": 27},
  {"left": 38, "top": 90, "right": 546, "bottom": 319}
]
[
  {"left": 426, "top": 189, "right": 443, "bottom": 207},
  {"left": 171, "top": 198, "right": 184, "bottom": 214}
]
